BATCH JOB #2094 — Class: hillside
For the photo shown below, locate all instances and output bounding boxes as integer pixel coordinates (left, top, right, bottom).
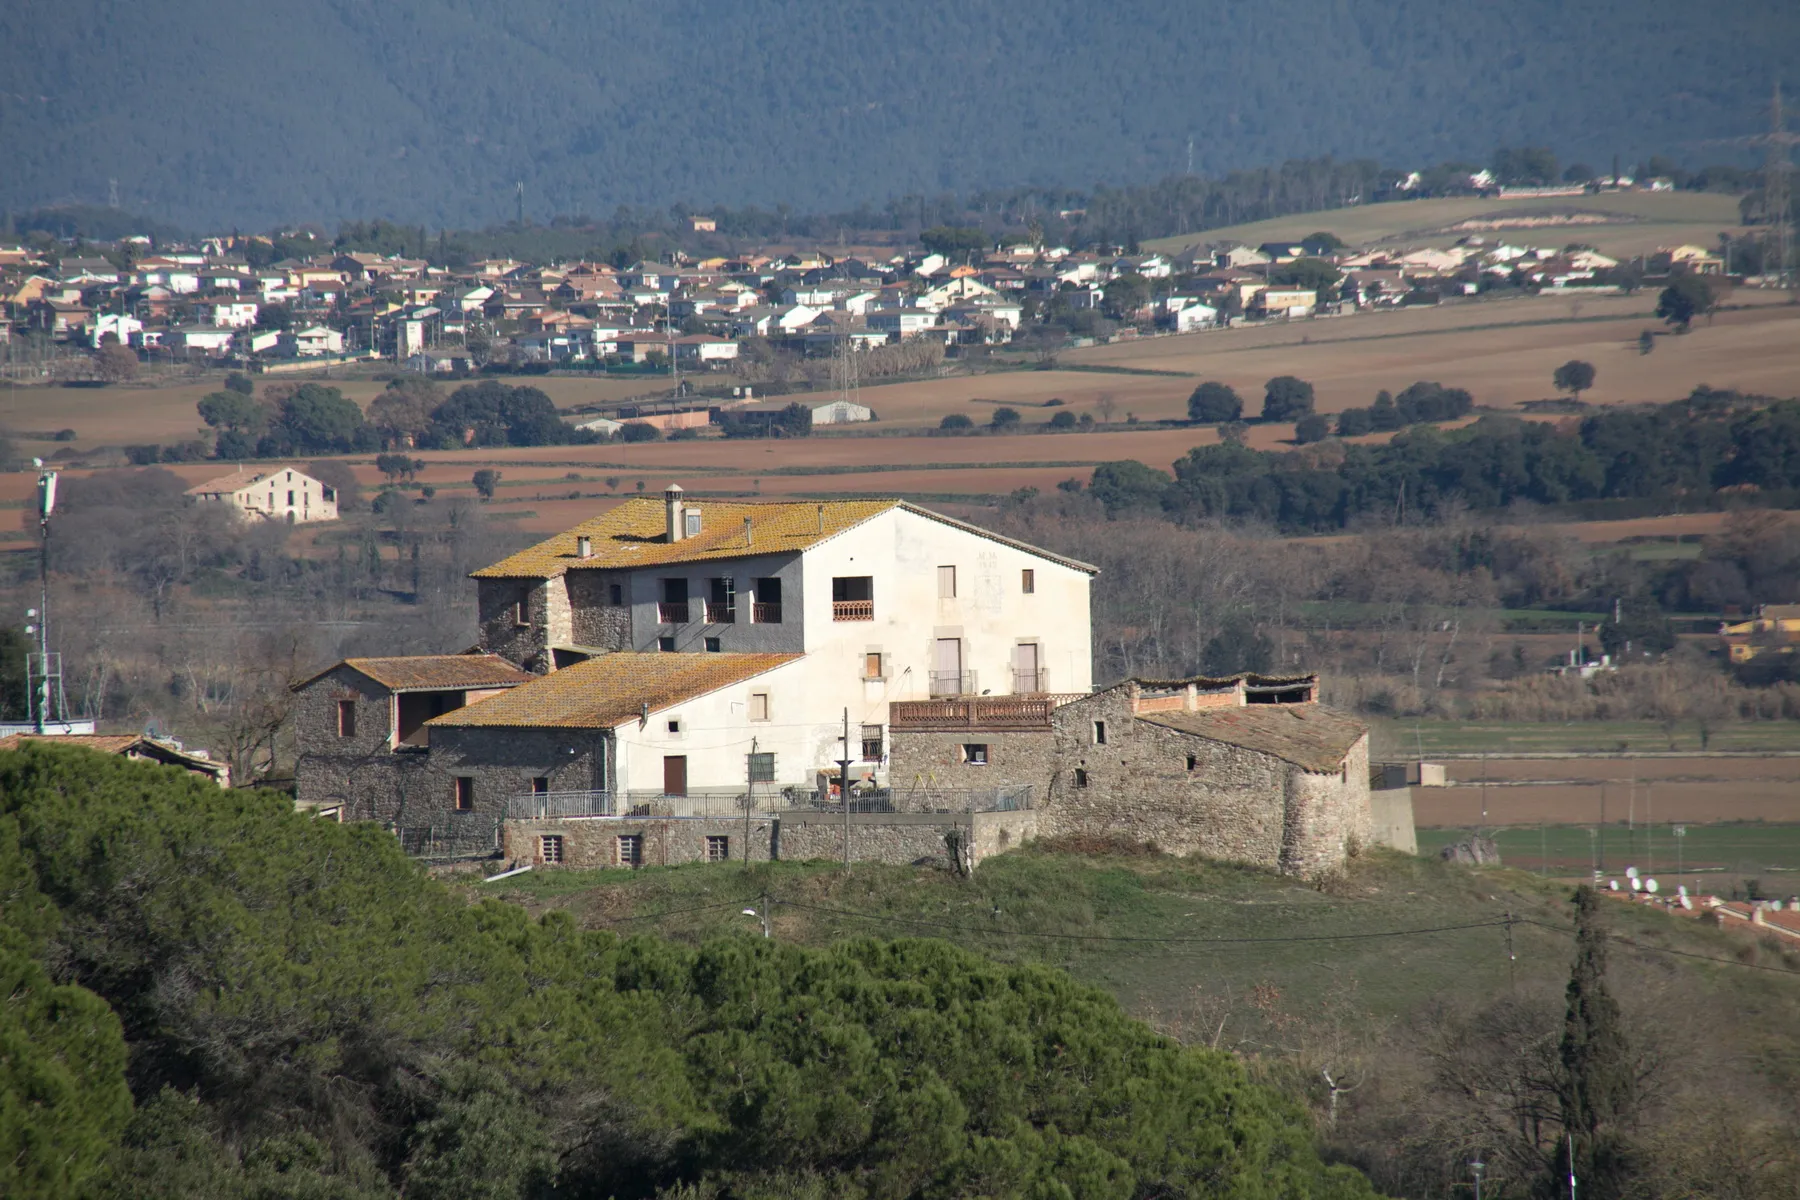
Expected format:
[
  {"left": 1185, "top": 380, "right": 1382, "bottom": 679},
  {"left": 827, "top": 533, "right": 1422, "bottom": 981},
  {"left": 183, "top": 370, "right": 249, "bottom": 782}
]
[{"left": 0, "top": 0, "right": 1793, "bottom": 229}]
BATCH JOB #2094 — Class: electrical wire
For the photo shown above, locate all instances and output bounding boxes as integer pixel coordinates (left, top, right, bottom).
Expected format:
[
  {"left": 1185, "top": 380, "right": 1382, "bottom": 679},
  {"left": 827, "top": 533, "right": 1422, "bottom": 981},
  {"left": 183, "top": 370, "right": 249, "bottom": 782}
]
[{"left": 1517, "top": 916, "right": 1800, "bottom": 977}]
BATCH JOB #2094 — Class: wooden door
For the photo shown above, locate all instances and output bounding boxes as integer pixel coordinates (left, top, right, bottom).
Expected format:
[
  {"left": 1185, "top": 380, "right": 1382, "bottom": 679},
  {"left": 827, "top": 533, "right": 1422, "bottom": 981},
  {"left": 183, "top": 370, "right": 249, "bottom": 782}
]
[
  {"left": 1014, "top": 642, "right": 1040, "bottom": 693},
  {"left": 663, "top": 754, "right": 688, "bottom": 796}
]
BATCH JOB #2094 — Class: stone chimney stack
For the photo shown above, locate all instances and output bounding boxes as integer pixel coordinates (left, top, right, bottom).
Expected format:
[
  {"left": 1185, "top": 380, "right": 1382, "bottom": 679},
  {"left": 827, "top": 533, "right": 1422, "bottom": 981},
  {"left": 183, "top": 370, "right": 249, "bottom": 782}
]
[{"left": 664, "top": 484, "right": 685, "bottom": 542}]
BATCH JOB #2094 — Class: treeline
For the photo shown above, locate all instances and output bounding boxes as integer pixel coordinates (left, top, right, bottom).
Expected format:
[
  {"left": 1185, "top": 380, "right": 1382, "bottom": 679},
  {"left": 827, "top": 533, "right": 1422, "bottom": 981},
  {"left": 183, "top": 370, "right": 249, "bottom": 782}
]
[
  {"left": 1077, "top": 389, "right": 1800, "bottom": 532},
  {"left": 193, "top": 376, "right": 593, "bottom": 458},
  {"left": 0, "top": 743, "right": 1376, "bottom": 1199},
  {"left": 1332, "top": 383, "right": 1474, "bottom": 438}
]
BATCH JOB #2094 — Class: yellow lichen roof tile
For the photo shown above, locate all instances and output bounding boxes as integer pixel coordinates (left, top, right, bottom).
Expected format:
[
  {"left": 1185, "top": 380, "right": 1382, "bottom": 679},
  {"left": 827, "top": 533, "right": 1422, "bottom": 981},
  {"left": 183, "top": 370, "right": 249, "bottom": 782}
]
[
  {"left": 427, "top": 651, "right": 802, "bottom": 729},
  {"left": 1137, "top": 705, "right": 1366, "bottom": 774},
  {"left": 291, "top": 654, "right": 534, "bottom": 693},
  {"left": 470, "top": 496, "right": 897, "bottom": 578}
]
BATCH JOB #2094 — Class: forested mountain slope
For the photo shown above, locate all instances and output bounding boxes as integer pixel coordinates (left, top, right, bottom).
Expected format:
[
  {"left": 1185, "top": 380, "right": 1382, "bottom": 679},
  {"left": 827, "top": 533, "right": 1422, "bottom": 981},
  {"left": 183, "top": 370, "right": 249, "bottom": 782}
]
[{"left": 0, "top": 0, "right": 1792, "bottom": 229}]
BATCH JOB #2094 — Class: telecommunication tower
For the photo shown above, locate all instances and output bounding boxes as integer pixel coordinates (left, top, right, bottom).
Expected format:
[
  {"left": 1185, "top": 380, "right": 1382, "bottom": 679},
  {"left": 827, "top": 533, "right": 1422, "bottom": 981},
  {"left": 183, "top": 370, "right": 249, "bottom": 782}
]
[{"left": 25, "top": 463, "right": 69, "bottom": 733}]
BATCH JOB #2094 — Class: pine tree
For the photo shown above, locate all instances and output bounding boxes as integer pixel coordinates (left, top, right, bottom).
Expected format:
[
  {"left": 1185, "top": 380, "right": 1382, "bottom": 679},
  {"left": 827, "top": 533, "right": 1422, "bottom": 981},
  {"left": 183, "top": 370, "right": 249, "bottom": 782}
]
[{"left": 1557, "top": 885, "right": 1636, "bottom": 1199}]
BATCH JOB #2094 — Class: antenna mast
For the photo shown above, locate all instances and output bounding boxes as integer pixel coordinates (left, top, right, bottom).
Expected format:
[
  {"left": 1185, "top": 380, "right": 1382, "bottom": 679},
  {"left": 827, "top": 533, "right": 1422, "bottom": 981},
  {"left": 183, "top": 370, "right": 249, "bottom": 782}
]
[
  {"left": 1768, "top": 81, "right": 1793, "bottom": 292},
  {"left": 26, "top": 464, "right": 68, "bottom": 733}
]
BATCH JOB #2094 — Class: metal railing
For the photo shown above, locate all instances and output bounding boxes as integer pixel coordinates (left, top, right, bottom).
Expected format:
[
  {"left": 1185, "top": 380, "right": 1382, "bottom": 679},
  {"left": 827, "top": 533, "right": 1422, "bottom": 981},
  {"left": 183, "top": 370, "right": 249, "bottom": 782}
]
[
  {"left": 503, "top": 785, "right": 1034, "bottom": 821},
  {"left": 892, "top": 693, "right": 1084, "bottom": 730},
  {"left": 1011, "top": 668, "right": 1049, "bottom": 694},
  {"left": 657, "top": 601, "right": 690, "bottom": 624},
  {"left": 752, "top": 602, "right": 782, "bottom": 623},
  {"left": 928, "top": 670, "right": 978, "bottom": 697},
  {"left": 882, "top": 785, "right": 1035, "bottom": 813},
  {"left": 832, "top": 600, "right": 875, "bottom": 621},
  {"left": 704, "top": 602, "right": 736, "bottom": 623}
]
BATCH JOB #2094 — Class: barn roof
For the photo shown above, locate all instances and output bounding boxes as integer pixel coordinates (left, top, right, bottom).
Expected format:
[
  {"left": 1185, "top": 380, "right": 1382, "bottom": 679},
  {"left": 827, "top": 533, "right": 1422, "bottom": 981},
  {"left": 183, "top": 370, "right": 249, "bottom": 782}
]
[
  {"left": 1136, "top": 704, "right": 1365, "bottom": 774},
  {"left": 427, "top": 651, "right": 800, "bottom": 729}
]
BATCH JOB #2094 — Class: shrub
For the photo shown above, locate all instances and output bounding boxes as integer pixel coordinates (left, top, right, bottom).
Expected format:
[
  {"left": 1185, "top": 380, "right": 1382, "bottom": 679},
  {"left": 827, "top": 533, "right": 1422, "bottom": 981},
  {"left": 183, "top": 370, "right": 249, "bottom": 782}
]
[
  {"left": 619, "top": 421, "right": 661, "bottom": 442},
  {"left": 939, "top": 413, "right": 974, "bottom": 432},
  {"left": 1048, "top": 410, "right": 1077, "bottom": 429}
]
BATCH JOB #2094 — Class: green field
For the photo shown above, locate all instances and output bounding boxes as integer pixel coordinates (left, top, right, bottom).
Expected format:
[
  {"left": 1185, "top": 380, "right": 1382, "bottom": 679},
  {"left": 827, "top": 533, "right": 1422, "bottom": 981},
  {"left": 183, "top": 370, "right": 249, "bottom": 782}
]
[
  {"left": 1416, "top": 822, "right": 1800, "bottom": 881},
  {"left": 458, "top": 846, "right": 1800, "bottom": 1034},
  {"left": 1372, "top": 719, "right": 1800, "bottom": 756},
  {"left": 1143, "top": 190, "right": 1746, "bottom": 258}
]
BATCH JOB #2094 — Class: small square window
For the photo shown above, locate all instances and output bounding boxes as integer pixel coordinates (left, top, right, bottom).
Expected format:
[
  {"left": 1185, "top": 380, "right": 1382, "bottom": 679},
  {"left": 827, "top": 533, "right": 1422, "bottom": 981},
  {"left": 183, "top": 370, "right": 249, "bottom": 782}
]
[
  {"left": 658, "top": 636, "right": 676, "bottom": 652},
  {"left": 863, "top": 652, "right": 883, "bottom": 679},
  {"left": 667, "top": 718, "right": 681, "bottom": 734},
  {"left": 1074, "top": 767, "right": 1089, "bottom": 788},
  {"left": 609, "top": 583, "right": 623, "bottom": 605},
  {"left": 336, "top": 699, "right": 356, "bottom": 738},
  {"left": 617, "top": 834, "right": 643, "bottom": 867},
  {"left": 532, "top": 776, "right": 550, "bottom": 795},
  {"left": 861, "top": 724, "right": 884, "bottom": 761},
  {"left": 1092, "top": 720, "right": 1108, "bottom": 745},
  {"left": 540, "top": 834, "right": 565, "bottom": 864},
  {"left": 684, "top": 509, "right": 703, "bottom": 537},
  {"left": 704, "top": 636, "right": 722, "bottom": 652},
  {"left": 937, "top": 565, "right": 957, "bottom": 598},
  {"left": 454, "top": 777, "right": 474, "bottom": 811},
  {"left": 1021, "top": 569, "right": 1035, "bottom": 594},
  {"left": 747, "top": 751, "right": 776, "bottom": 782},
  {"left": 705, "top": 835, "right": 731, "bottom": 862},
  {"left": 748, "top": 692, "right": 770, "bottom": 721},
  {"left": 961, "top": 743, "right": 989, "bottom": 765}
]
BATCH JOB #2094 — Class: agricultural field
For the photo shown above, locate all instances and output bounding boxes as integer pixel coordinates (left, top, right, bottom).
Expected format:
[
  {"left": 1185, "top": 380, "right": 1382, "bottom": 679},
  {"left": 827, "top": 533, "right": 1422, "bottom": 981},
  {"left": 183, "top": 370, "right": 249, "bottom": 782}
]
[
  {"left": 1142, "top": 190, "right": 1748, "bottom": 260},
  {"left": 1373, "top": 719, "right": 1800, "bottom": 757},
  {"left": 1414, "top": 823, "right": 1800, "bottom": 883}
]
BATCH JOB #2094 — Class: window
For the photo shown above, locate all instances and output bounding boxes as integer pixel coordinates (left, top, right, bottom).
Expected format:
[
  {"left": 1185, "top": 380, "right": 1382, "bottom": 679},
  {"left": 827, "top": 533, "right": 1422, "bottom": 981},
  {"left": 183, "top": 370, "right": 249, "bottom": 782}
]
[
  {"left": 862, "top": 724, "right": 884, "bottom": 761},
  {"left": 752, "top": 577, "right": 782, "bottom": 623},
  {"left": 513, "top": 587, "right": 531, "bottom": 627},
  {"left": 453, "top": 777, "right": 474, "bottom": 811},
  {"left": 1186, "top": 755, "right": 1198, "bottom": 772},
  {"left": 747, "top": 751, "right": 775, "bottom": 782},
  {"left": 937, "top": 565, "right": 957, "bottom": 598},
  {"left": 287, "top": 489, "right": 295, "bottom": 505},
  {"left": 336, "top": 699, "right": 356, "bottom": 738},
  {"left": 539, "top": 834, "right": 565, "bottom": 864},
  {"left": 831, "top": 575, "right": 874, "bottom": 621},
  {"left": 707, "top": 576, "right": 736, "bottom": 623},
  {"left": 532, "top": 776, "right": 550, "bottom": 796},
  {"left": 704, "top": 636, "right": 722, "bottom": 652},
  {"left": 863, "top": 652, "right": 884, "bottom": 680},
  {"left": 961, "top": 743, "right": 989, "bottom": 765},
  {"left": 685, "top": 508, "right": 703, "bottom": 538},
  {"left": 1021, "top": 569, "right": 1036, "bottom": 594},
  {"left": 705, "top": 835, "right": 731, "bottom": 862},
  {"left": 657, "top": 636, "right": 676, "bottom": 652},
  {"left": 617, "top": 834, "right": 643, "bottom": 867},
  {"left": 658, "top": 578, "right": 690, "bottom": 624},
  {"left": 1074, "top": 768, "right": 1089, "bottom": 788},
  {"left": 666, "top": 718, "right": 682, "bottom": 734},
  {"left": 608, "top": 583, "right": 623, "bottom": 606},
  {"left": 748, "top": 692, "right": 770, "bottom": 721},
  {"left": 1093, "top": 720, "right": 1108, "bottom": 745}
]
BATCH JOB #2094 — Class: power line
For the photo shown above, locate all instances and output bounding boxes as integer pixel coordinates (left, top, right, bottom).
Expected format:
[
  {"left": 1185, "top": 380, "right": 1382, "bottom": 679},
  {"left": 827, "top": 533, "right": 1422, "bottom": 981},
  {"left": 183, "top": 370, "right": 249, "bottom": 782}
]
[{"left": 1518, "top": 917, "right": 1800, "bottom": 977}]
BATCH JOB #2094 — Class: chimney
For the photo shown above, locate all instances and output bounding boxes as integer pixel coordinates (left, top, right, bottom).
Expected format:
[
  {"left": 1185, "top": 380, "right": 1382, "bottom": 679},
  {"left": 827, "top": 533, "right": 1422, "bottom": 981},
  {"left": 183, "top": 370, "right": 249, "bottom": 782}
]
[
  {"left": 664, "top": 484, "right": 685, "bottom": 542},
  {"left": 743, "top": 516, "right": 753, "bottom": 546},
  {"left": 1184, "top": 682, "right": 1198, "bottom": 711},
  {"left": 576, "top": 535, "right": 592, "bottom": 559},
  {"left": 816, "top": 503, "right": 825, "bottom": 534}
]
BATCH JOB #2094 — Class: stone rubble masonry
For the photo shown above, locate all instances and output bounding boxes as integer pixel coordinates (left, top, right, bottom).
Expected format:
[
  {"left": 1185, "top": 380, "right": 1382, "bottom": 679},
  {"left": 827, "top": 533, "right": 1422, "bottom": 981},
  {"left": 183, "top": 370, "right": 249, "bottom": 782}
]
[
  {"left": 886, "top": 727, "right": 1057, "bottom": 805},
  {"left": 501, "top": 808, "right": 1037, "bottom": 871},
  {"left": 1369, "top": 787, "right": 1418, "bottom": 854}
]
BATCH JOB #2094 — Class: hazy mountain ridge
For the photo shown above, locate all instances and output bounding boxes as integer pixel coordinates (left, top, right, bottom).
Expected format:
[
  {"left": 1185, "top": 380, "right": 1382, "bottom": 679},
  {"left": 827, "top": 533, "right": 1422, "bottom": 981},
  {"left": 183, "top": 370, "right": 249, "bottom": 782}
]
[{"left": 0, "top": 0, "right": 1792, "bottom": 229}]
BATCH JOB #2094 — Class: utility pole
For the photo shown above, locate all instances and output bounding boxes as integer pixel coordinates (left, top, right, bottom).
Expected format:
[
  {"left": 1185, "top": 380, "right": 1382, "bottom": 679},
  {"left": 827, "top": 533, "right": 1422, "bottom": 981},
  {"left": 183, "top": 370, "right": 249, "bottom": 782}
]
[{"left": 839, "top": 708, "right": 853, "bottom": 867}]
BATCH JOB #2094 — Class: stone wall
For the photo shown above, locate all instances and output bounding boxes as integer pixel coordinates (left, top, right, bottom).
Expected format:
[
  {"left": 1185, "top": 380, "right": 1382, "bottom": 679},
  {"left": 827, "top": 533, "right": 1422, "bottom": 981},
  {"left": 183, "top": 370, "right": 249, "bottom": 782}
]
[
  {"left": 777, "top": 810, "right": 962, "bottom": 866},
  {"left": 1279, "top": 735, "right": 1371, "bottom": 877},
  {"left": 476, "top": 578, "right": 548, "bottom": 671},
  {"left": 566, "top": 570, "right": 631, "bottom": 649},
  {"left": 503, "top": 816, "right": 768, "bottom": 868},
  {"left": 970, "top": 809, "right": 1037, "bottom": 864},
  {"left": 885, "top": 727, "right": 1057, "bottom": 806}
]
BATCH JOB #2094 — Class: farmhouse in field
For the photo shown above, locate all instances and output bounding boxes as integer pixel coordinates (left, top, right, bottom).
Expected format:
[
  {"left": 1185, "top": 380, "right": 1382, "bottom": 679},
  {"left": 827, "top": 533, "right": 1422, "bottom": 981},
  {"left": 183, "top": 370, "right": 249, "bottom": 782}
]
[{"left": 186, "top": 465, "right": 341, "bottom": 523}]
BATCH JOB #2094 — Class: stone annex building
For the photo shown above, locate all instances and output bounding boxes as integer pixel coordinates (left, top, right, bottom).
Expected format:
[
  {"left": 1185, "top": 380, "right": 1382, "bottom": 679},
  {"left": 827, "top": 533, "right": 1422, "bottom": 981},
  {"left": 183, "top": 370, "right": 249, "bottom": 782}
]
[{"left": 291, "top": 488, "right": 1377, "bottom": 876}]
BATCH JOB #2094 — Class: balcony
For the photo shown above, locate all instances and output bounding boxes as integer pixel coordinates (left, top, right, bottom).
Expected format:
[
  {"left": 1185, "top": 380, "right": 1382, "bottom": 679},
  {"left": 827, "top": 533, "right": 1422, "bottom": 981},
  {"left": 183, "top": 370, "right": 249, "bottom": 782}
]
[
  {"left": 657, "top": 601, "right": 690, "bottom": 624},
  {"left": 752, "top": 602, "right": 783, "bottom": 624},
  {"left": 704, "top": 602, "right": 736, "bottom": 624},
  {"left": 891, "top": 694, "right": 1085, "bottom": 731},
  {"left": 832, "top": 599, "right": 874, "bottom": 622},
  {"left": 1012, "top": 668, "right": 1049, "bottom": 694},
  {"left": 928, "top": 670, "right": 978, "bottom": 697}
]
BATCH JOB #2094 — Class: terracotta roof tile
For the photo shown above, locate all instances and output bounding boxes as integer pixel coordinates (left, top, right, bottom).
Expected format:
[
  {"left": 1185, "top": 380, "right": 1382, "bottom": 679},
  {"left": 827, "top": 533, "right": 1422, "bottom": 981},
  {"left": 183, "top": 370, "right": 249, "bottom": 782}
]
[
  {"left": 428, "top": 652, "right": 800, "bottom": 729},
  {"left": 1136, "top": 705, "right": 1366, "bottom": 774},
  {"left": 0, "top": 733, "right": 142, "bottom": 754},
  {"left": 186, "top": 466, "right": 302, "bottom": 495},
  {"left": 471, "top": 496, "right": 896, "bottom": 578},
  {"left": 292, "top": 654, "right": 533, "bottom": 693},
  {"left": 470, "top": 496, "right": 1097, "bottom": 579}
]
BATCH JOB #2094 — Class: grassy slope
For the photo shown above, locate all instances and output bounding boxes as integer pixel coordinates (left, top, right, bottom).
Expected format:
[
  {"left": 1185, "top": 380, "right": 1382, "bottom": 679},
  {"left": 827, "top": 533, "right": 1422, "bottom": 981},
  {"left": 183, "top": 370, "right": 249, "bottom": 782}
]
[
  {"left": 458, "top": 847, "right": 1800, "bottom": 1085},
  {"left": 1143, "top": 191, "right": 1746, "bottom": 257}
]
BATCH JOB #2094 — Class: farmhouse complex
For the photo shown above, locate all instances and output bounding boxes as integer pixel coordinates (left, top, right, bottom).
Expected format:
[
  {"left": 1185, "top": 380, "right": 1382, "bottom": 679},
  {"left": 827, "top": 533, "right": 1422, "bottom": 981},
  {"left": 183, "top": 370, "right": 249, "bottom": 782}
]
[{"left": 292, "top": 489, "right": 1375, "bottom": 875}]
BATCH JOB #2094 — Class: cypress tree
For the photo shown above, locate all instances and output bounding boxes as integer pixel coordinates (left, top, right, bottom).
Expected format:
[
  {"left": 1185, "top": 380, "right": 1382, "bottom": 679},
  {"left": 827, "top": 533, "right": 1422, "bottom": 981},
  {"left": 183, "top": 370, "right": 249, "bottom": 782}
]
[{"left": 1557, "top": 885, "right": 1636, "bottom": 1199}]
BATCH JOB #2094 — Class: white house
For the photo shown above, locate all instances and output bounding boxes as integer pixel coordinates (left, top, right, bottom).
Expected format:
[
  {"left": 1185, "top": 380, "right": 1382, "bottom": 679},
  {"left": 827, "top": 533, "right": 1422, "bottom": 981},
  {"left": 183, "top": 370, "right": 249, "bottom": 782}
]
[
  {"left": 277, "top": 326, "right": 346, "bottom": 357},
  {"left": 866, "top": 308, "right": 935, "bottom": 339},
  {"left": 164, "top": 325, "right": 238, "bottom": 356},
  {"left": 90, "top": 312, "right": 143, "bottom": 347},
  {"left": 204, "top": 299, "right": 261, "bottom": 328},
  {"left": 460, "top": 488, "right": 1095, "bottom": 794},
  {"left": 1168, "top": 302, "right": 1219, "bottom": 333},
  {"left": 185, "top": 465, "right": 341, "bottom": 524},
  {"left": 673, "top": 334, "right": 740, "bottom": 364}
]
